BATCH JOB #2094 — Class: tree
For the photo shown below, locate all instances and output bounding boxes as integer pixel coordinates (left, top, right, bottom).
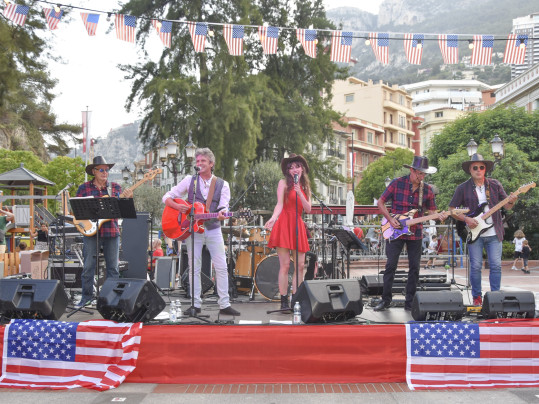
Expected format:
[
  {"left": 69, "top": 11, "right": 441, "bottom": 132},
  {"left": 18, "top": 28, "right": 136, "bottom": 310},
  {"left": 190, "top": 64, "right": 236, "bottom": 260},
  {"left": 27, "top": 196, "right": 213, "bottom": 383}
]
[
  {"left": 236, "top": 160, "right": 282, "bottom": 212},
  {"left": 133, "top": 184, "right": 166, "bottom": 227}
]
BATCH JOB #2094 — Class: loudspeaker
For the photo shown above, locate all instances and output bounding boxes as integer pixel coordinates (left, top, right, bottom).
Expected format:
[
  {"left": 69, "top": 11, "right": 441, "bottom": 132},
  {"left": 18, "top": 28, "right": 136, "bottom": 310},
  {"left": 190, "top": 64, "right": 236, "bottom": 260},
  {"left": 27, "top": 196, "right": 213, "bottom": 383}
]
[
  {"left": 295, "top": 279, "right": 363, "bottom": 323},
  {"left": 481, "top": 291, "right": 535, "bottom": 319},
  {"left": 97, "top": 278, "right": 166, "bottom": 322},
  {"left": 155, "top": 257, "right": 178, "bottom": 290},
  {"left": 0, "top": 279, "right": 68, "bottom": 321},
  {"left": 120, "top": 212, "right": 150, "bottom": 279},
  {"left": 411, "top": 290, "right": 464, "bottom": 321}
]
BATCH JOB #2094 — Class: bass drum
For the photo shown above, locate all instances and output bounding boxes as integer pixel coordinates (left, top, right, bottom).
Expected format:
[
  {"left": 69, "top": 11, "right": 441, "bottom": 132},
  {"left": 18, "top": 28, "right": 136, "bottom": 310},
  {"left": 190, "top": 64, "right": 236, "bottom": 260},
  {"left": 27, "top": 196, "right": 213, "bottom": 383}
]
[{"left": 254, "top": 255, "right": 295, "bottom": 302}]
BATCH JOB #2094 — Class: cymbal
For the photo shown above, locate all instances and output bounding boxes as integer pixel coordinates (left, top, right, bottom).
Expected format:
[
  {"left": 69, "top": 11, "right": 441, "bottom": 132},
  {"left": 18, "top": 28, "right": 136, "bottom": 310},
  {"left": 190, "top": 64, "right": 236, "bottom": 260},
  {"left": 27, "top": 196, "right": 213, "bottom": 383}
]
[
  {"left": 221, "top": 226, "right": 250, "bottom": 238},
  {"left": 251, "top": 209, "right": 271, "bottom": 215}
]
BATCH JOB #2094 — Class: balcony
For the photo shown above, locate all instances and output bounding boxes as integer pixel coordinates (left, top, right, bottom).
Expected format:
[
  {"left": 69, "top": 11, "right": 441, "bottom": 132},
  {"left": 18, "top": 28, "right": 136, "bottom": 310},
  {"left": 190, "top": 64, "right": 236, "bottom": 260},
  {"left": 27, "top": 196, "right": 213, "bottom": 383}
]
[
  {"left": 327, "top": 149, "right": 345, "bottom": 159},
  {"left": 383, "top": 99, "right": 414, "bottom": 115}
]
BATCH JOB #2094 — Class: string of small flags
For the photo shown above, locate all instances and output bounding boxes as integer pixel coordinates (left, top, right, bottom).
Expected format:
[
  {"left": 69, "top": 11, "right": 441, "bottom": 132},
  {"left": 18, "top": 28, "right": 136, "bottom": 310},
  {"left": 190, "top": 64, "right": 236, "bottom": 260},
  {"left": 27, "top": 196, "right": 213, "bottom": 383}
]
[{"left": 1, "top": 0, "right": 533, "bottom": 65}]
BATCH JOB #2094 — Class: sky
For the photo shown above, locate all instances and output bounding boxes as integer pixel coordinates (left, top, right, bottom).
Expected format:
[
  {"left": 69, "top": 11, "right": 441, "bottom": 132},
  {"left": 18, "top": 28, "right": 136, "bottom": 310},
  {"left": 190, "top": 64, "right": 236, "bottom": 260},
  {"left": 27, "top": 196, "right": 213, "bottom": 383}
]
[{"left": 47, "top": 0, "right": 383, "bottom": 140}]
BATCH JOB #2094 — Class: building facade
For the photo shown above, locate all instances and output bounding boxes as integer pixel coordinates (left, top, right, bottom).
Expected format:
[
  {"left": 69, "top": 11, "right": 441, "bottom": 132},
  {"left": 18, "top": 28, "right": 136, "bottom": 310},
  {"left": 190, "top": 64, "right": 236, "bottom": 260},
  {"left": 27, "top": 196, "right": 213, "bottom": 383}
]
[
  {"left": 495, "top": 63, "right": 539, "bottom": 112},
  {"left": 511, "top": 13, "right": 539, "bottom": 79}
]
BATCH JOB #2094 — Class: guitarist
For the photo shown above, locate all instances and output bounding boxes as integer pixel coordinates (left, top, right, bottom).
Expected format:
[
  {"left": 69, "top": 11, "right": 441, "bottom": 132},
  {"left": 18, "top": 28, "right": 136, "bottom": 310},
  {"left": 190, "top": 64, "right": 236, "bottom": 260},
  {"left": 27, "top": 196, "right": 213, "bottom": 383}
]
[
  {"left": 75, "top": 156, "right": 133, "bottom": 307},
  {"left": 449, "top": 153, "right": 517, "bottom": 307},
  {"left": 162, "top": 147, "right": 240, "bottom": 317},
  {"left": 375, "top": 156, "right": 447, "bottom": 312}
]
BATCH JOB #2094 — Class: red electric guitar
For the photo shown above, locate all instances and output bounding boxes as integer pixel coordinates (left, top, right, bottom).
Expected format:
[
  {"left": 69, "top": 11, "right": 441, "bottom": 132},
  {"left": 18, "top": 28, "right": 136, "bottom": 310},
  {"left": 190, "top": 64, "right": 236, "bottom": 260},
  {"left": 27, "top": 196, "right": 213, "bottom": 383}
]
[{"left": 162, "top": 199, "right": 252, "bottom": 241}]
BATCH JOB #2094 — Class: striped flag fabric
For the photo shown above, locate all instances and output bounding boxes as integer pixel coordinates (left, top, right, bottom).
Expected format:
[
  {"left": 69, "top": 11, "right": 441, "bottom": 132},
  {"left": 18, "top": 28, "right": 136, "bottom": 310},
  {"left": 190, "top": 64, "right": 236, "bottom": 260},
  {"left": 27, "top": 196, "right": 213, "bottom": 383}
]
[
  {"left": 223, "top": 24, "right": 244, "bottom": 56},
  {"left": 82, "top": 111, "right": 90, "bottom": 154},
  {"left": 258, "top": 25, "right": 279, "bottom": 55},
  {"left": 296, "top": 29, "right": 317, "bottom": 58},
  {"left": 406, "top": 320, "right": 539, "bottom": 390},
  {"left": 115, "top": 14, "right": 137, "bottom": 43},
  {"left": 43, "top": 7, "right": 63, "bottom": 30},
  {"left": 438, "top": 34, "right": 459, "bottom": 64},
  {"left": 369, "top": 32, "right": 389, "bottom": 64},
  {"left": 0, "top": 319, "right": 143, "bottom": 391},
  {"left": 3, "top": 3, "right": 29, "bottom": 26},
  {"left": 403, "top": 33, "right": 424, "bottom": 65},
  {"left": 330, "top": 30, "right": 353, "bottom": 63},
  {"left": 503, "top": 34, "right": 528, "bottom": 65},
  {"left": 151, "top": 19, "right": 172, "bottom": 48},
  {"left": 471, "top": 35, "right": 494, "bottom": 65},
  {"left": 187, "top": 21, "right": 207, "bottom": 52},
  {"left": 80, "top": 13, "right": 99, "bottom": 36}
]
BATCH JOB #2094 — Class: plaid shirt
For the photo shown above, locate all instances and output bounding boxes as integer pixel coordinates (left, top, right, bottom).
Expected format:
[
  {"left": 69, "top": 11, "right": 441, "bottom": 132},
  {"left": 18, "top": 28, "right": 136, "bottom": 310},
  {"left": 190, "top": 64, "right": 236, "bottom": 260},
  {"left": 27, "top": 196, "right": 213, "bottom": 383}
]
[
  {"left": 379, "top": 175, "right": 437, "bottom": 240},
  {"left": 75, "top": 180, "right": 122, "bottom": 238}
]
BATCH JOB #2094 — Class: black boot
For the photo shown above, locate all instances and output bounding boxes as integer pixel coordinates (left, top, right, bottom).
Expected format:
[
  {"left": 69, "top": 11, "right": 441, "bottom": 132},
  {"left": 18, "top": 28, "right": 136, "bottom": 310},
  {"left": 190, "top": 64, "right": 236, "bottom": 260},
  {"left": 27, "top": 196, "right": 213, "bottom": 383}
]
[{"left": 280, "top": 294, "right": 291, "bottom": 311}]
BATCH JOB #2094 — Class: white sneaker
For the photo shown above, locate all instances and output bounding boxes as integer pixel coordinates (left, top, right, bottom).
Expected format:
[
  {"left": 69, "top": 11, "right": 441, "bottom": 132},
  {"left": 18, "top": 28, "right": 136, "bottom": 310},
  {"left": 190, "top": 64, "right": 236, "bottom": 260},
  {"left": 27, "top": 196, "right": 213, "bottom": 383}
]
[{"left": 512, "top": 266, "right": 517, "bottom": 270}]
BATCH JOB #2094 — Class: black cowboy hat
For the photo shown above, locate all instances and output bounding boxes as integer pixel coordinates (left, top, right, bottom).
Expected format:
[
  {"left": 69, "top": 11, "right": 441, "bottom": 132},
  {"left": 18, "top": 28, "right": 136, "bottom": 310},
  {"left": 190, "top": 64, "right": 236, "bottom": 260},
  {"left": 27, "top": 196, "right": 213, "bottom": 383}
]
[
  {"left": 462, "top": 153, "right": 494, "bottom": 174},
  {"left": 280, "top": 153, "right": 310, "bottom": 176},
  {"left": 85, "top": 156, "right": 115, "bottom": 175},
  {"left": 403, "top": 156, "right": 437, "bottom": 174}
]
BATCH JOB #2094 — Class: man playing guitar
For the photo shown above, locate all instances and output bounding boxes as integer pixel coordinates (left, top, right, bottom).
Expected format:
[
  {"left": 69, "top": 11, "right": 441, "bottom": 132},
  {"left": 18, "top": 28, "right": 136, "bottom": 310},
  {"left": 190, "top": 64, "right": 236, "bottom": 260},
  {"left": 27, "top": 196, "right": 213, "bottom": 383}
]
[{"left": 162, "top": 147, "right": 240, "bottom": 316}]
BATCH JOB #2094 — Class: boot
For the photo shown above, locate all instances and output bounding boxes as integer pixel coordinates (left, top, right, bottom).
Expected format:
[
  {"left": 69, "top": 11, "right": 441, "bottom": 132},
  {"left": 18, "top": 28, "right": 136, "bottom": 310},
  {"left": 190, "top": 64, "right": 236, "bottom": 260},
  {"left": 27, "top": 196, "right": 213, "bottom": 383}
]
[{"left": 280, "top": 294, "right": 291, "bottom": 311}]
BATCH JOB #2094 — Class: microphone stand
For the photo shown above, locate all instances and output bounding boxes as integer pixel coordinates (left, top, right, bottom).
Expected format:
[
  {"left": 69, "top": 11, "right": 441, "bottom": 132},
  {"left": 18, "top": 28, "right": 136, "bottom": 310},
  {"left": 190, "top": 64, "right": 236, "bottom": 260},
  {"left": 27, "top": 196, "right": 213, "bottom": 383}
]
[
  {"left": 295, "top": 177, "right": 299, "bottom": 302},
  {"left": 311, "top": 192, "right": 332, "bottom": 277}
]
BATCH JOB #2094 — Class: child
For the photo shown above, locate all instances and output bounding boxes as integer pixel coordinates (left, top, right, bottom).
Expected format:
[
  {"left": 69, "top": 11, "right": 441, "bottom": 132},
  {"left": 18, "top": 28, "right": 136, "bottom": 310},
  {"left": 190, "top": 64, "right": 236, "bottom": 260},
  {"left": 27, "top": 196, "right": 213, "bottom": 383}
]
[
  {"left": 511, "top": 230, "right": 526, "bottom": 270},
  {"left": 425, "top": 235, "right": 438, "bottom": 269},
  {"left": 521, "top": 240, "right": 531, "bottom": 274}
]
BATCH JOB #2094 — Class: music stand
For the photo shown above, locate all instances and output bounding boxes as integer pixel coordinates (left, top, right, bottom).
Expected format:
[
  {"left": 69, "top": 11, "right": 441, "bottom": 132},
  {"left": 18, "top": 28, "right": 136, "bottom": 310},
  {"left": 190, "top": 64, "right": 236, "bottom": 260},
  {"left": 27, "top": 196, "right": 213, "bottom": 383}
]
[
  {"left": 327, "top": 228, "right": 367, "bottom": 279},
  {"left": 67, "top": 197, "right": 136, "bottom": 317}
]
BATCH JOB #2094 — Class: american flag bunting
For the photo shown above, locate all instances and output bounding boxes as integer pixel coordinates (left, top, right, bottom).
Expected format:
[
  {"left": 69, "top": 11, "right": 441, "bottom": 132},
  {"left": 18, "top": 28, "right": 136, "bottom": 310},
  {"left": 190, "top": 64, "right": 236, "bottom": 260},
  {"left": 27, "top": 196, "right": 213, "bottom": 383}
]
[
  {"left": 503, "top": 34, "right": 528, "bottom": 65},
  {"left": 258, "top": 25, "right": 279, "bottom": 55},
  {"left": 187, "top": 21, "right": 207, "bottom": 53},
  {"left": 471, "top": 35, "right": 494, "bottom": 65},
  {"left": 115, "top": 14, "right": 137, "bottom": 43},
  {"left": 297, "top": 29, "right": 317, "bottom": 58},
  {"left": 438, "top": 34, "right": 459, "bottom": 64},
  {"left": 80, "top": 13, "right": 99, "bottom": 36},
  {"left": 3, "top": 3, "right": 29, "bottom": 26},
  {"left": 151, "top": 20, "right": 172, "bottom": 48},
  {"left": 403, "top": 33, "right": 424, "bottom": 65},
  {"left": 223, "top": 24, "right": 244, "bottom": 56},
  {"left": 369, "top": 32, "right": 389, "bottom": 64},
  {"left": 43, "top": 7, "right": 63, "bottom": 30},
  {"left": 330, "top": 31, "right": 353, "bottom": 63}
]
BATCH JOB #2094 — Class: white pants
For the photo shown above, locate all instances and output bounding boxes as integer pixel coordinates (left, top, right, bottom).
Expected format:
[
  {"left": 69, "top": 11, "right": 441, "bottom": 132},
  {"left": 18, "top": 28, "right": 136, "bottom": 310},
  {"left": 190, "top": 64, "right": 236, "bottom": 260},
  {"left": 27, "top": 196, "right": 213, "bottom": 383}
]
[{"left": 184, "top": 228, "right": 230, "bottom": 309}]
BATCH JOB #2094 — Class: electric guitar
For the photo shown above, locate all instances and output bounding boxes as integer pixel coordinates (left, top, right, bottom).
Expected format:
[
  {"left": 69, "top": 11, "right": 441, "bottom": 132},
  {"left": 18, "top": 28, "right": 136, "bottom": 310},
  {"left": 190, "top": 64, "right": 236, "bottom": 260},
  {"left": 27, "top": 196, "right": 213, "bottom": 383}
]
[
  {"left": 70, "top": 167, "right": 163, "bottom": 237},
  {"left": 463, "top": 182, "right": 535, "bottom": 244},
  {"left": 381, "top": 208, "right": 469, "bottom": 241},
  {"left": 162, "top": 199, "right": 252, "bottom": 241}
]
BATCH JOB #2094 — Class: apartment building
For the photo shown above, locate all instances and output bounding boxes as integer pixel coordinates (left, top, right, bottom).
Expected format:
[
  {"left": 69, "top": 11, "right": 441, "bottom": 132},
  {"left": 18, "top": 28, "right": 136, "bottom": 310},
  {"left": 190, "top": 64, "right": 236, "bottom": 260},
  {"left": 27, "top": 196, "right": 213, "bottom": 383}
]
[{"left": 510, "top": 13, "right": 539, "bottom": 79}]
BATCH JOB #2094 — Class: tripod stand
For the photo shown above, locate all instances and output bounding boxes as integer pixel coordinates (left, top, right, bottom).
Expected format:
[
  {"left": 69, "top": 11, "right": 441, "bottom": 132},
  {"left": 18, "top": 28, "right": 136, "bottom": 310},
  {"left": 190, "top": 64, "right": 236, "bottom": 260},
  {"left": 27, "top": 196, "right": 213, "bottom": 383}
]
[{"left": 447, "top": 217, "right": 469, "bottom": 290}]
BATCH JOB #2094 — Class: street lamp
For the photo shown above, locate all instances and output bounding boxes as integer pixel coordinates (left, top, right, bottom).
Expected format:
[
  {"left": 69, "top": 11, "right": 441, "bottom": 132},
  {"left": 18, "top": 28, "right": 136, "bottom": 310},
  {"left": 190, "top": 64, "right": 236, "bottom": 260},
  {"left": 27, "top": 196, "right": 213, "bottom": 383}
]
[
  {"left": 466, "top": 138, "right": 478, "bottom": 157},
  {"left": 490, "top": 134, "right": 504, "bottom": 163},
  {"left": 121, "top": 166, "right": 144, "bottom": 183},
  {"left": 158, "top": 135, "right": 197, "bottom": 184},
  {"left": 385, "top": 177, "right": 392, "bottom": 188}
]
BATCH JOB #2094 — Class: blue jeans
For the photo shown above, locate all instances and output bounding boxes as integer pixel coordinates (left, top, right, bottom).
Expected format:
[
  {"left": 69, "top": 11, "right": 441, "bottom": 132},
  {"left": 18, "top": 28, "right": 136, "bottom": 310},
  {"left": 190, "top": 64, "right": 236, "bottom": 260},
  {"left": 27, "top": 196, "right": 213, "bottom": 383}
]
[
  {"left": 468, "top": 235, "right": 502, "bottom": 299},
  {"left": 81, "top": 235, "right": 120, "bottom": 303}
]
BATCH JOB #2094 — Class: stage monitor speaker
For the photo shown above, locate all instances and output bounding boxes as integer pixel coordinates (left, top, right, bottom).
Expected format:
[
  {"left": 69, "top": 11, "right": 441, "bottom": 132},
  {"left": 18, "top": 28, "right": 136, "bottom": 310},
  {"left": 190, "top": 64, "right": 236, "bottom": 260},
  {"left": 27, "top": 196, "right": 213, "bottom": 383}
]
[
  {"left": 121, "top": 212, "right": 150, "bottom": 279},
  {"left": 481, "top": 291, "right": 535, "bottom": 319},
  {"left": 0, "top": 279, "right": 69, "bottom": 321},
  {"left": 295, "top": 279, "right": 363, "bottom": 323},
  {"left": 97, "top": 278, "right": 166, "bottom": 323},
  {"left": 155, "top": 257, "right": 178, "bottom": 290},
  {"left": 411, "top": 290, "right": 464, "bottom": 321}
]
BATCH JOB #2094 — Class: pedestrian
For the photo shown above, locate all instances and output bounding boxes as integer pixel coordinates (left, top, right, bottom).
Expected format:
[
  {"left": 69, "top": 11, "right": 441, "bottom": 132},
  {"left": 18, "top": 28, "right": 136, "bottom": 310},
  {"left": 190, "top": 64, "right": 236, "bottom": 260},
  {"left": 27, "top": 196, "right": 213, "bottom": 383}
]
[
  {"left": 511, "top": 229, "right": 526, "bottom": 270},
  {"left": 521, "top": 240, "right": 532, "bottom": 274},
  {"left": 425, "top": 234, "right": 438, "bottom": 269}
]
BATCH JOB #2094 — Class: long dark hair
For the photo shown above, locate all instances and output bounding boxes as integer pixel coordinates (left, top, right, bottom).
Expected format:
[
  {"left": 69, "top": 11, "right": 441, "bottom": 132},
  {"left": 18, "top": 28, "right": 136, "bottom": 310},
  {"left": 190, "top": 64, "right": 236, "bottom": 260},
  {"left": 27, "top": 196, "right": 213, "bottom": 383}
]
[{"left": 285, "top": 163, "right": 311, "bottom": 199}]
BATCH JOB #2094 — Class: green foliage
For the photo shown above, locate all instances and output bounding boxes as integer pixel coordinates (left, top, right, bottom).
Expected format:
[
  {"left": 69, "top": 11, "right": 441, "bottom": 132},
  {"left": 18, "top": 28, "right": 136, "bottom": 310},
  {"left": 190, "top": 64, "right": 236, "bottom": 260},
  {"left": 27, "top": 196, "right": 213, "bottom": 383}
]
[
  {"left": 132, "top": 184, "right": 166, "bottom": 226},
  {"left": 237, "top": 160, "right": 282, "bottom": 212},
  {"left": 502, "top": 241, "right": 514, "bottom": 260}
]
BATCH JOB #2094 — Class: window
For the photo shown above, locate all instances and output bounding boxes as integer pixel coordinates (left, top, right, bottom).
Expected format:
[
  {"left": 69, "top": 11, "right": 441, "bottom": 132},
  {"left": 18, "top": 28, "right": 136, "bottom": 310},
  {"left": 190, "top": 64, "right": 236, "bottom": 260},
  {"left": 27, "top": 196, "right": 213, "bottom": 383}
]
[
  {"left": 398, "top": 115, "right": 406, "bottom": 128},
  {"left": 390, "top": 132, "right": 394, "bottom": 143},
  {"left": 399, "top": 94, "right": 405, "bottom": 105},
  {"left": 337, "top": 164, "right": 342, "bottom": 175},
  {"left": 345, "top": 93, "right": 354, "bottom": 103},
  {"left": 399, "top": 133, "right": 406, "bottom": 146},
  {"left": 435, "top": 111, "right": 443, "bottom": 118},
  {"left": 367, "top": 131, "right": 374, "bottom": 143},
  {"left": 362, "top": 153, "right": 369, "bottom": 168}
]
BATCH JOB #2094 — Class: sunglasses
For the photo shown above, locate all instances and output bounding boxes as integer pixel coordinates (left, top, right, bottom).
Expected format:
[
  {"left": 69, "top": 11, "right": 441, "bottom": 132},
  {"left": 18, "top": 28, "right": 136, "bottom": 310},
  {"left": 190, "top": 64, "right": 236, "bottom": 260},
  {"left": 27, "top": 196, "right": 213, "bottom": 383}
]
[
  {"left": 95, "top": 168, "right": 110, "bottom": 173},
  {"left": 471, "top": 165, "right": 485, "bottom": 171}
]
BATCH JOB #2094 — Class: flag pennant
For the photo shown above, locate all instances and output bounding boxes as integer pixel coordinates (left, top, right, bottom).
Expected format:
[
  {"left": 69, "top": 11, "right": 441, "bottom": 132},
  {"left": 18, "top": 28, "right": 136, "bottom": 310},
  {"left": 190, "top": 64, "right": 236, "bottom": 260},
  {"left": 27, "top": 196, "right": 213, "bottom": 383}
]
[
  {"left": 3, "top": 3, "right": 29, "bottom": 26},
  {"left": 82, "top": 111, "right": 89, "bottom": 154},
  {"left": 438, "top": 34, "right": 459, "bottom": 64},
  {"left": 503, "top": 34, "right": 528, "bottom": 65},
  {"left": 258, "top": 25, "right": 279, "bottom": 55},
  {"left": 330, "top": 31, "right": 353, "bottom": 63},
  {"left": 223, "top": 24, "right": 244, "bottom": 56},
  {"left": 369, "top": 32, "right": 389, "bottom": 64},
  {"left": 297, "top": 29, "right": 317, "bottom": 58},
  {"left": 43, "top": 7, "right": 63, "bottom": 30},
  {"left": 471, "top": 34, "right": 494, "bottom": 65},
  {"left": 151, "top": 19, "right": 172, "bottom": 48},
  {"left": 115, "top": 14, "right": 137, "bottom": 43},
  {"left": 0, "top": 319, "right": 143, "bottom": 391},
  {"left": 187, "top": 21, "right": 207, "bottom": 52},
  {"left": 80, "top": 13, "right": 99, "bottom": 36},
  {"left": 403, "top": 33, "right": 424, "bottom": 65}
]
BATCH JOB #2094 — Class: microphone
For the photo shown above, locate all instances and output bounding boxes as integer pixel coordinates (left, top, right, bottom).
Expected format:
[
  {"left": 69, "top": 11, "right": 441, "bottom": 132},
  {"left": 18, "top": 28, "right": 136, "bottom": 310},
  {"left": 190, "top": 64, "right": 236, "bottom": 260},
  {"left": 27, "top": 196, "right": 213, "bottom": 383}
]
[
  {"left": 293, "top": 174, "right": 299, "bottom": 184},
  {"left": 57, "top": 183, "right": 73, "bottom": 195},
  {"left": 193, "top": 166, "right": 201, "bottom": 172},
  {"left": 252, "top": 172, "right": 256, "bottom": 191}
]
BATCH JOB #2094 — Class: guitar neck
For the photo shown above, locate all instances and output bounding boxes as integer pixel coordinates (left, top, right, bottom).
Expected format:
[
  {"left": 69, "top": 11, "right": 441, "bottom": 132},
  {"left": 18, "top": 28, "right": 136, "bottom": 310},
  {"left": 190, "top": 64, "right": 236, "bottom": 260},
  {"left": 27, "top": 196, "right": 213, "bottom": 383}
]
[
  {"left": 195, "top": 211, "right": 234, "bottom": 220},
  {"left": 120, "top": 177, "right": 148, "bottom": 197},
  {"left": 405, "top": 212, "right": 440, "bottom": 227},
  {"left": 481, "top": 192, "right": 519, "bottom": 220}
]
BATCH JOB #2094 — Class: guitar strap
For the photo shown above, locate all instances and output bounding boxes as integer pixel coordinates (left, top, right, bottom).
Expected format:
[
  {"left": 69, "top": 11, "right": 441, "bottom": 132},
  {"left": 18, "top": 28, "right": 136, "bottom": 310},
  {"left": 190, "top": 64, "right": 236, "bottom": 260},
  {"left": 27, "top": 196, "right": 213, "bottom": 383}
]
[
  {"left": 206, "top": 176, "right": 218, "bottom": 212},
  {"left": 417, "top": 181, "right": 424, "bottom": 214}
]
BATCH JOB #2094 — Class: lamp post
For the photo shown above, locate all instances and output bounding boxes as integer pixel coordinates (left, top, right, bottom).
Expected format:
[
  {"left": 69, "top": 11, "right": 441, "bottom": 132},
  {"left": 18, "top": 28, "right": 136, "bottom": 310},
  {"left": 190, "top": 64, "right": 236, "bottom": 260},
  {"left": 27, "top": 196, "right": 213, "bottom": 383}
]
[
  {"left": 385, "top": 177, "right": 391, "bottom": 188},
  {"left": 158, "top": 136, "right": 197, "bottom": 184},
  {"left": 466, "top": 135, "right": 505, "bottom": 172},
  {"left": 466, "top": 138, "right": 478, "bottom": 157},
  {"left": 121, "top": 166, "right": 144, "bottom": 183}
]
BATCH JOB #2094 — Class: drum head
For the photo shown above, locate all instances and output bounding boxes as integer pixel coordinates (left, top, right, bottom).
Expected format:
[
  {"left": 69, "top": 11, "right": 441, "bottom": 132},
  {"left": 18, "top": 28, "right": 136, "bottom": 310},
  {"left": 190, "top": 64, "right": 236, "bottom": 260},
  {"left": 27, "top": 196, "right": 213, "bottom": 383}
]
[{"left": 254, "top": 255, "right": 294, "bottom": 302}]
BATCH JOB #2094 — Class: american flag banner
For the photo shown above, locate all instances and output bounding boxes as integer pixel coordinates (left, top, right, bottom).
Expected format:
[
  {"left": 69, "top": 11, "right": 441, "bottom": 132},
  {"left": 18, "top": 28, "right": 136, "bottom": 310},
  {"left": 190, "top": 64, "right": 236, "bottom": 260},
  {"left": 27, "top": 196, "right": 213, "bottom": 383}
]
[
  {"left": 3, "top": 3, "right": 29, "bottom": 26},
  {"left": 297, "top": 29, "right": 317, "bottom": 58},
  {"left": 187, "top": 21, "right": 207, "bottom": 53},
  {"left": 471, "top": 35, "right": 494, "bottom": 65},
  {"left": 503, "top": 34, "right": 528, "bottom": 65},
  {"left": 0, "top": 319, "right": 143, "bottom": 391},
  {"left": 223, "top": 24, "right": 244, "bottom": 56},
  {"left": 258, "top": 25, "right": 279, "bottom": 55},
  {"left": 369, "top": 32, "right": 389, "bottom": 64},
  {"left": 403, "top": 33, "right": 424, "bottom": 65},
  {"left": 438, "top": 34, "right": 459, "bottom": 64},
  {"left": 330, "top": 31, "right": 353, "bottom": 63},
  {"left": 80, "top": 13, "right": 99, "bottom": 36},
  {"left": 115, "top": 14, "right": 137, "bottom": 43},
  {"left": 43, "top": 8, "right": 63, "bottom": 30},
  {"left": 406, "top": 320, "right": 539, "bottom": 390},
  {"left": 151, "top": 20, "right": 172, "bottom": 48}
]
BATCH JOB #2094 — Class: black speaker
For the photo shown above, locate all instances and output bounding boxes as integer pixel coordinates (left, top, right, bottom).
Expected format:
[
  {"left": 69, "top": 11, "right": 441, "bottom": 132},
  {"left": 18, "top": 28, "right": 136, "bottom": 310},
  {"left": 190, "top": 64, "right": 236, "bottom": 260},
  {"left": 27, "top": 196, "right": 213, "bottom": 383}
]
[
  {"left": 155, "top": 257, "right": 177, "bottom": 290},
  {"left": 481, "top": 291, "right": 536, "bottom": 319},
  {"left": 411, "top": 290, "right": 464, "bottom": 321},
  {"left": 295, "top": 279, "right": 363, "bottom": 323},
  {"left": 97, "top": 278, "right": 166, "bottom": 322},
  {"left": 120, "top": 212, "right": 150, "bottom": 279},
  {"left": 0, "top": 279, "right": 68, "bottom": 321}
]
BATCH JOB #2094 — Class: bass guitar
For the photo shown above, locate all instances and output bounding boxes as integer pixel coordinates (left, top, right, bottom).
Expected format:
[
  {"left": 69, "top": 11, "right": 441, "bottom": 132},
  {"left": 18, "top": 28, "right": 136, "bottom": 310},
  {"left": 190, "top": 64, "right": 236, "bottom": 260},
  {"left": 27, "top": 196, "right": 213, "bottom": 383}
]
[
  {"left": 70, "top": 167, "right": 163, "bottom": 236},
  {"left": 462, "top": 182, "right": 535, "bottom": 244},
  {"left": 381, "top": 208, "right": 469, "bottom": 241},
  {"left": 162, "top": 199, "right": 252, "bottom": 241}
]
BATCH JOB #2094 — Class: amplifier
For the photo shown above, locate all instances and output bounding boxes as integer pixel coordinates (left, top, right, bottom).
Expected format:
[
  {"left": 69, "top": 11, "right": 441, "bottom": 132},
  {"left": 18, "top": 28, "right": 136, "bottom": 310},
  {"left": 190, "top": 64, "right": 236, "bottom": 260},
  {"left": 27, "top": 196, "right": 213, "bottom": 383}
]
[{"left": 49, "top": 261, "right": 82, "bottom": 289}]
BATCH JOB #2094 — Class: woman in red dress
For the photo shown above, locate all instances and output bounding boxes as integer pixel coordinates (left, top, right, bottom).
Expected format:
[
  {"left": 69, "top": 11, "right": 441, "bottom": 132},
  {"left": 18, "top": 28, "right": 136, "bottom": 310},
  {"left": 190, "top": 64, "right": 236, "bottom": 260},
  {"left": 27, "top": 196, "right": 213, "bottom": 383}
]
[{"left": 265, "top": 154, "right": 311, "bottom": 310}]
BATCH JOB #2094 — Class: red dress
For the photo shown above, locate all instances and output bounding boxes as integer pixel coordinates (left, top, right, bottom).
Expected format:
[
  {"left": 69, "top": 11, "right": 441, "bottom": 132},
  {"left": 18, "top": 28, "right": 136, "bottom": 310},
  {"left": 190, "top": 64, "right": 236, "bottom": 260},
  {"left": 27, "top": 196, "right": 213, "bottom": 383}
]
[{"left": 268, "top": 189, "right": 310, "bottom": 252}]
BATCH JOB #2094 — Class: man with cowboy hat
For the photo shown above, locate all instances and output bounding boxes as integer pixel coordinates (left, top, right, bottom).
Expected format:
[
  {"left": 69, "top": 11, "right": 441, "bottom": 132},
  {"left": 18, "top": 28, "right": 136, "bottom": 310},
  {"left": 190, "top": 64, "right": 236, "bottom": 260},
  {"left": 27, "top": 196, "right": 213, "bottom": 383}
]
[
  {"left": 75, "top": 156, "right": 133, "bottom": 307},
  {"left": 375, "top": 156, "right": 447, "bottom": 311},
  {"left": 449, "top": 153, "right": 517, "bottom": 306}
]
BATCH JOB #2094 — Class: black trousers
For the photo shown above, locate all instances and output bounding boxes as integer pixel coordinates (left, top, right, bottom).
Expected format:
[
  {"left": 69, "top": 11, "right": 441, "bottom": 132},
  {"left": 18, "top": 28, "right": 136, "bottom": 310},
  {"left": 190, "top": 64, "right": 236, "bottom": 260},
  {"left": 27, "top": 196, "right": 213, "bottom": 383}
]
[{"left": 382, "top": 238, "right": 423, "bottom": 306}]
